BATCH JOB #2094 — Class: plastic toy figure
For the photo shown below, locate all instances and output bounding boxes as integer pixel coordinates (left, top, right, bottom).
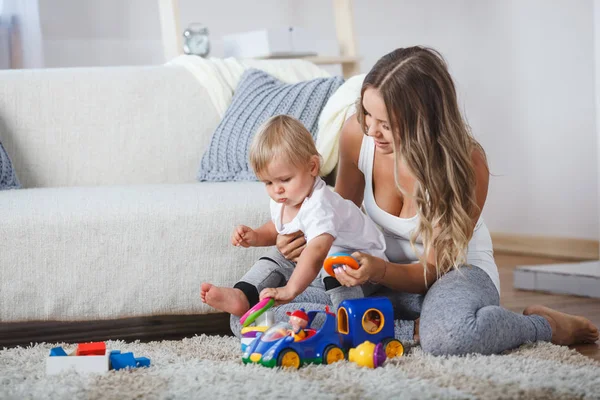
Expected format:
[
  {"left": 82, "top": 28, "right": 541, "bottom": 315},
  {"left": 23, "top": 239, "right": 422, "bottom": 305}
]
[
  {"left": 363, "top": 310, "right": 382, "bottom": 333},
  {"left": 286, "top": 309, "right": 309, "bottom": 341}
]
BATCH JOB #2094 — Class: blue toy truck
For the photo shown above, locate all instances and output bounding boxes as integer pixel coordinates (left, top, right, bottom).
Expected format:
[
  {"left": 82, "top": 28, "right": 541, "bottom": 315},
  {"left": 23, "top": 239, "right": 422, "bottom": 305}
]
[{"left": 242, "top": 297, "right": 404, "bottom": 368}]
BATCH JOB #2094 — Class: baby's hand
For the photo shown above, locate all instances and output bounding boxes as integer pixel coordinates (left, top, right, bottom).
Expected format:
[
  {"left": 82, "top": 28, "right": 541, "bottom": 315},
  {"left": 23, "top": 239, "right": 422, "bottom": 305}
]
[
  {"left": 260, "top": 286, "right": 296, "bottom": 305},
  {"left": 231, "top": 225, "right": 258, "bottom": 247}
]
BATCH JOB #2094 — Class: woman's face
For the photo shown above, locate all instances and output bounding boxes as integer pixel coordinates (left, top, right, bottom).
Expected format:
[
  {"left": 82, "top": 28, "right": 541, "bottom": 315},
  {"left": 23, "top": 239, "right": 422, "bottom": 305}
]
[{"left": 362, "top": 88, "right": 395, "bottom": 155}]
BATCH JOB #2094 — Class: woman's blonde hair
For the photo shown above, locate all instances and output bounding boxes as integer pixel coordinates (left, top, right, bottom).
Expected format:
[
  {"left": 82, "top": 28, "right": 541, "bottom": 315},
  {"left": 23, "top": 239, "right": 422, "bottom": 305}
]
[
  {"left": 249, "top": 115, "right": 321, "bottom": 178},
  {"left": 357, "top": 46, "right": 488, "bottom": 281}
]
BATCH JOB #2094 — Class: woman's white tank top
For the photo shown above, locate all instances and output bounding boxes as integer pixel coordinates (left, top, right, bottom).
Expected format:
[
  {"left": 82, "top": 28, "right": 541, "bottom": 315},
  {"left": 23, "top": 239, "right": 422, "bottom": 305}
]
[{"left": 358, "top": 135, "right": 501, "bottom": 294}]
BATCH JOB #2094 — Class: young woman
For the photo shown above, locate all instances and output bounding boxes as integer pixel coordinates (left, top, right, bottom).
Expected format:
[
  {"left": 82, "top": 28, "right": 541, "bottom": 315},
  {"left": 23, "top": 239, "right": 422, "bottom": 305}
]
[{"left": 233, "top": 47, "right": 599, "bottom": 355}]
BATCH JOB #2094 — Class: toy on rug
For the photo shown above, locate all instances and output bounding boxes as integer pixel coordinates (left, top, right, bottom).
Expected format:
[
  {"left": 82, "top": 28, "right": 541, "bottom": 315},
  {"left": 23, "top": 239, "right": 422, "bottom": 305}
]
[
  {"left": 240, "top": 297, "right": 275, "bottom": 327},
  {"left": 46, "top": 341, "right": 151, "bottom": 375},
  {"left": 348, "top": 341, "right": 387, "bottom": 368},
  {"left": 240, "top": 252, "right": 360, "bottom": 352},
  {"left": 241, "top": 297, "right": 404, "bottom": 369},
  {"left": 322, "top": 252, "right": 360, "bottom": 277},
  {"left": 240, "top": 297, "right": 276, "bottom": 353}
]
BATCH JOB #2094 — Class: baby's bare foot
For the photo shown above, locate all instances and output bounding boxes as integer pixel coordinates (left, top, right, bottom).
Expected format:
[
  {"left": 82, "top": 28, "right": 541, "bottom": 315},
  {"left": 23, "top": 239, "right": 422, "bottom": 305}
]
[
  {"left": 200, "top": 283, "right": 250, "bottom": 317},
  {"left": 524, "top": 305, "right": 599, "bottom": 345}
]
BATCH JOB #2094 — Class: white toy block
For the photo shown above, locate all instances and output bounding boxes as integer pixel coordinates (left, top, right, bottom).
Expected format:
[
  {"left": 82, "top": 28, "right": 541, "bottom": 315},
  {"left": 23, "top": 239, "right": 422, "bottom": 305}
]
[{"left": 46, "top": 348, "right": 111, "bottom": 375}]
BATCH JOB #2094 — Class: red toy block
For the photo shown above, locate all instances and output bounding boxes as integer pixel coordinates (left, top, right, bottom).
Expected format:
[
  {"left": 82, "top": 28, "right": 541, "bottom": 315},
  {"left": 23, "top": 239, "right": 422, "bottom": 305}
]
[{"left": 76, "top": 342, "right": 106, "bottom": 356}]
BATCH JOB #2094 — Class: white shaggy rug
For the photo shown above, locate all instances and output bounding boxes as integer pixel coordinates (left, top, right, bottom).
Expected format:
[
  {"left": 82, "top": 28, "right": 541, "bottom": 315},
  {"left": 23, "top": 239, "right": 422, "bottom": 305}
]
[{"left": 1, "top": 335, "right": 599, "bottom": 399}]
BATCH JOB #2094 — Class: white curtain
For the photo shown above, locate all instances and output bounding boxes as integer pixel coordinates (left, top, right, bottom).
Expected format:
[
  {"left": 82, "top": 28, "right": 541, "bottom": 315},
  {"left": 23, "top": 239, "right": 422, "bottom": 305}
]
[
  {"left": 0, "top": 0, "right": 43, "bottom": 69},
  {"left": 0, "top": 0, "right": 10, "bottom": 69}
]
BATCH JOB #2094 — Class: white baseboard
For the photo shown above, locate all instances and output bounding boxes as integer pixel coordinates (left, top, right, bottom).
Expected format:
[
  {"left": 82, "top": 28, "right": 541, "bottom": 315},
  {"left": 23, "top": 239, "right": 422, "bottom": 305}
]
[{"left": 491, "top": 233, "right": 599, "bottom": 261}]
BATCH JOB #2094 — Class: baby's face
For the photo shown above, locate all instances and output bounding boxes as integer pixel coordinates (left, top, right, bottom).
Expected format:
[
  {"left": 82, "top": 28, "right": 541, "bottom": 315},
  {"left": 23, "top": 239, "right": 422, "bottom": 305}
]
[{"left": 258, "top": 156, "right": 317, "bottom": 207}]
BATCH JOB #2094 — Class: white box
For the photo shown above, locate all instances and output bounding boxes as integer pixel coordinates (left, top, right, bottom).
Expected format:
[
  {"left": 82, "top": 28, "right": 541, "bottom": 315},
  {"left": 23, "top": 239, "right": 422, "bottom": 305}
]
[
  {"left": 514, "top": 262, "right": 600, "bottom": 298},
  {"left": 223, "top": 27, "right": 316, "bottom": 59},
  {"left": 46, "top": 351, "right": 111, "bottom": 375}
]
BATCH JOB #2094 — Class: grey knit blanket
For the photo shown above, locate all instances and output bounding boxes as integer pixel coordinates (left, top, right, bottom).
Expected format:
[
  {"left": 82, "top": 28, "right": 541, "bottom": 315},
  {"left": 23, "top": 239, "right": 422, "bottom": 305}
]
[
  {"left": 0, "top": 141, "right": 20, "bottom": 190},
  {"left": 197, "top": 69, "right": 344, "bottom": 182}
]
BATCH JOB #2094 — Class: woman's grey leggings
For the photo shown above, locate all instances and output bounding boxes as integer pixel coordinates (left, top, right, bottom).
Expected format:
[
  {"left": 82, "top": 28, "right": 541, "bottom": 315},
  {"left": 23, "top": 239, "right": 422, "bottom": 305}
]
[{"left": 230, "top": 256, "right": 552, "bottom": 356}]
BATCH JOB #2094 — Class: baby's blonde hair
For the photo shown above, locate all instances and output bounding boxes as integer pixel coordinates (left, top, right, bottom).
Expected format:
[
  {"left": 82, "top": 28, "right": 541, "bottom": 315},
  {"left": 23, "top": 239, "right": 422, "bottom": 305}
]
[{"left": 250, "top": 115, "right": 321, "bottom": 178}]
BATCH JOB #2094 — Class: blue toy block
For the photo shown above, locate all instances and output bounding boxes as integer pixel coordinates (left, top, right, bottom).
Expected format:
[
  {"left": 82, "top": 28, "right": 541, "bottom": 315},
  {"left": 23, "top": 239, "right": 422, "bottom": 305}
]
[
  {"left": 110, "top": 352, "right": 136, "bottom": 370},
  {"left": 49, "top": 347, "right": 68, "bottom": 356},
  {"left": 135, "top": 357, "right": 151, "bottom": 368}
]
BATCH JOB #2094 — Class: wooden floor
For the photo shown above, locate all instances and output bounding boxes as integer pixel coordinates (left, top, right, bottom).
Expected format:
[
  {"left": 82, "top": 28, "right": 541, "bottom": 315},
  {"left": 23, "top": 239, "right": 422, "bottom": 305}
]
[{"left": 496, "top": 253, "right": 600, "bottom": 361}]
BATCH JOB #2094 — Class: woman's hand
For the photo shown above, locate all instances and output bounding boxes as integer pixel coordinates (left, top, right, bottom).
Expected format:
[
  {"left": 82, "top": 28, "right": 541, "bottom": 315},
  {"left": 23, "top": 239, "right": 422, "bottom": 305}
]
[
  {"left": 334, "top": 252, "right": 387, "bottom": 287},
  {"left": 276, "top": 231, "right": 306, "bottom": 262},
  {"left": 231, "top": 225, "right": 259, "bottom": 248},
  {"left": 260, "top": 286, "right": 296, "bottom": 305}
]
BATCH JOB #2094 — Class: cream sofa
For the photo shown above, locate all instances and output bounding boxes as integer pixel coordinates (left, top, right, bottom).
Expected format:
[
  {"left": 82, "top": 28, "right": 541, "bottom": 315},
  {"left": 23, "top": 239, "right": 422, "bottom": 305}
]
[{"left": 0, "top": 64, "right": 300, "bottom": 328}]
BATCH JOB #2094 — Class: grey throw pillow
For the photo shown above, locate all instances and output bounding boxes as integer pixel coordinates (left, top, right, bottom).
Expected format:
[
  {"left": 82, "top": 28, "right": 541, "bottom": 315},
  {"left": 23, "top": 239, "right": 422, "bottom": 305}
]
[
  {"left": 197, "top": 69, "right": 344, "bottom": 182},
  {"left": 0, "top": 141, "right": 20, "bottom": 190}
]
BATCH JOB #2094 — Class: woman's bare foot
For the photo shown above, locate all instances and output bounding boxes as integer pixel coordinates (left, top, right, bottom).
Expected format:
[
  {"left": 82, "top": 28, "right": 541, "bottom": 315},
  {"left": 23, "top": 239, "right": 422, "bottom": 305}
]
[
  {"left": 200, "top": 283, "right": 250, "bottom": 317},
  {"left": 524, "top": 305, "right": 599, "bottom": 345}
]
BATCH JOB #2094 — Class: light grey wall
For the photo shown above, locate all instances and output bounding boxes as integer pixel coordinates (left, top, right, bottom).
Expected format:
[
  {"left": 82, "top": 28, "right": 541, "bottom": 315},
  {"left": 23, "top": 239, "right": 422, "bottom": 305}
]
[
  {"left": 38, "top": 0, "right": 599, "bottom": 239},
  {"left": 40, "top": 0, "right": 163, "bottom": 67},
  {"left": 293, "top": 0, "right": 598, "bottom": 240},
  {"left": 39, "top": 0, "right": 294, "bottom": 67}
]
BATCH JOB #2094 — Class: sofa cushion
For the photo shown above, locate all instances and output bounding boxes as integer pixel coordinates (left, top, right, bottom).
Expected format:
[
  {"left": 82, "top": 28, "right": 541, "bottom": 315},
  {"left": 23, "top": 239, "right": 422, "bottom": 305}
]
[
  {"left": 0, "top": 66, "right": 221, "bottom": 188},
  {"left": 197, "top": 69, "right": 344, "bottom": 182},
  {"left": 0, "top": 140, "right": 20, "bottom": 190},
  {"left": 0, "top": 183, "right": 271, "bottom": 321}
]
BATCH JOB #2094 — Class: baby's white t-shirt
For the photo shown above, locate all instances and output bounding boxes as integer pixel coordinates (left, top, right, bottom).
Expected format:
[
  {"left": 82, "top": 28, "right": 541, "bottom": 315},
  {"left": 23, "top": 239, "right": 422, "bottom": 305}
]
[{"left": 270, "top": 177, "right": 387, "bottom": 260}]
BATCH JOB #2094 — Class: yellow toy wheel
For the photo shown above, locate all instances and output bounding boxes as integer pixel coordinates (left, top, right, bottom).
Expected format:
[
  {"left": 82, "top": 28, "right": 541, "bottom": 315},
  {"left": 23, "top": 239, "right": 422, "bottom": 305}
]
[
  {"left": 277, "top": 349, "right": 301, "bottom": 369},
  {"left": 323, "top": 345, "right": 345, "bottom": 365},
  {"left": 383, "top": 338, "right": 404, "bottom": 358}
]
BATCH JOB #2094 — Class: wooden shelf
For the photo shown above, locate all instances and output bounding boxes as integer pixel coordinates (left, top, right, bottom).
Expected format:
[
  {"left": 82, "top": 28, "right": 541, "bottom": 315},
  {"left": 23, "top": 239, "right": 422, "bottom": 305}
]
[
  {"left": 253, "top": 55, "right": 361, "bottom": 66},
  {"left": 159, "top": 0, "right": 361, "bottom": 78},
  {"left": 304, "top": 56, "right": 361, "bottom": 65}
]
